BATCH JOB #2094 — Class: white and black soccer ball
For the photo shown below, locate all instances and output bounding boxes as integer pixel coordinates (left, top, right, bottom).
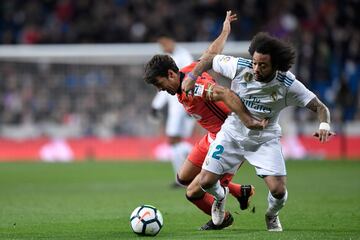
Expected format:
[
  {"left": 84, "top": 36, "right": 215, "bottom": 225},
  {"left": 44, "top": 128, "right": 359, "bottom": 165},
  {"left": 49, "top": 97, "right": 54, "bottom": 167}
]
[{"left": 130, "top": 205, "right": 163, "bottom": 236}]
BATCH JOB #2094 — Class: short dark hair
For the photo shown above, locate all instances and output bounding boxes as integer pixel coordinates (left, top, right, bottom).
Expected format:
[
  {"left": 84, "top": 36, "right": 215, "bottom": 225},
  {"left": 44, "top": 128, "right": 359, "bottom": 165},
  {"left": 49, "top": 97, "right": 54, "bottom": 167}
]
[
  {"left": 248, "top": 32, "right": 296, "bottom": 72},
  {"left": 144, "top": 54, "right": 179, "bottom": 84}
]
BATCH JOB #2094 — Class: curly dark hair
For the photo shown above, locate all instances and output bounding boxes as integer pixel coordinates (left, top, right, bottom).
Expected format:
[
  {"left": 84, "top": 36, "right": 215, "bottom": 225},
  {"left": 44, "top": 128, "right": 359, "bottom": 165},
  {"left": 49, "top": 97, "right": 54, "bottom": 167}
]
[
  {"left": 248, "top": 32, "right": 296, "bottom": 72},
  {"left": 144, "top": 54, "right": 179, "bottom": 84}
]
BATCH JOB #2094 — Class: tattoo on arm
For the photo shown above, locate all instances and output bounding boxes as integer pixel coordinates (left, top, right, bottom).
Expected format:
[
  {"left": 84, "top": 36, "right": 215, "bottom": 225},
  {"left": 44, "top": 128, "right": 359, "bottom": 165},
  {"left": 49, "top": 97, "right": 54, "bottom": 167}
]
[{"left": 306, "top": 97, "right": 331, "bottom": 123}]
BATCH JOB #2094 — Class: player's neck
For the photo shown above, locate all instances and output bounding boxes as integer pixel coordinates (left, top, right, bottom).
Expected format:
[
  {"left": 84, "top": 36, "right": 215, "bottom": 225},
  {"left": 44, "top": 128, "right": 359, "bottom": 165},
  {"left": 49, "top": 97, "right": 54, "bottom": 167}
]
[{"left": 177, "top": 72, "right": 185, "bottom": 93}]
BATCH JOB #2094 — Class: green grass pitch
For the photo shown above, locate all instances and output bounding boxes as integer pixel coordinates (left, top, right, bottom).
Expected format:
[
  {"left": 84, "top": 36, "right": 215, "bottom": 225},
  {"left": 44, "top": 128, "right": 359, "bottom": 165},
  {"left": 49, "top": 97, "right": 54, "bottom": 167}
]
[{"left": 0, "top": 160, "right": 359, "bottom": 239}]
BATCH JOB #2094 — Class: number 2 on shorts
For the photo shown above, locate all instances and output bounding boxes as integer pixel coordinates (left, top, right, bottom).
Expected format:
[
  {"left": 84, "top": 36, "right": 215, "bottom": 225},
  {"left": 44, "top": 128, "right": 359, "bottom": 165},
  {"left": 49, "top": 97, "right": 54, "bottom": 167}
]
[{"left": 212, "top": 145, "right": 224, "bottom": 160}]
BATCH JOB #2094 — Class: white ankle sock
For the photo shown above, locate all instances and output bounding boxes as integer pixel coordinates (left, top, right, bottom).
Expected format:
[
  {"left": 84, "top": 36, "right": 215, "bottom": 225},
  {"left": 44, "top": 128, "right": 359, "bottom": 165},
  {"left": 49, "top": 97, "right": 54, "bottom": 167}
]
[
  {"left": 201, "top": 181, "right": 225, "bottom": 200},
  {"left": 266, "top": 190, "right": 288, "bottom": 216}
]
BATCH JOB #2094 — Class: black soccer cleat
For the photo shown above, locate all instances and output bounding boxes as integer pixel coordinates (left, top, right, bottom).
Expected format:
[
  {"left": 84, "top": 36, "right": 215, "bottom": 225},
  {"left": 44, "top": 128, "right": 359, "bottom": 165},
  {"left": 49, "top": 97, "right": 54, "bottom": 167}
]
[
  {"left": 237, "top": 185, "right": 255, "bottom": 210},
  {"left": 199, "top": 212, "right": 234, "bottom": 230}
]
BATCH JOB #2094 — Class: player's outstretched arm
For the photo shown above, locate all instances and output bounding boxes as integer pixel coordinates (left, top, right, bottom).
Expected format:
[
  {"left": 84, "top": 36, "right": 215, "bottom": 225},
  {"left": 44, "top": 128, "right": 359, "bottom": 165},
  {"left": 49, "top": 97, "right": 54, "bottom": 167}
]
[
  {"left": 206, "top": 83, "right": 268, "bottom": 130},
  {"left": 306, "top": 97, "right": 335, "bottom": 143},
  {"left": 182, "top": 10, "right": 237, "bottom": 94},
  {"left": 202, "top": 10, "right": 237, "bottom": 57}
]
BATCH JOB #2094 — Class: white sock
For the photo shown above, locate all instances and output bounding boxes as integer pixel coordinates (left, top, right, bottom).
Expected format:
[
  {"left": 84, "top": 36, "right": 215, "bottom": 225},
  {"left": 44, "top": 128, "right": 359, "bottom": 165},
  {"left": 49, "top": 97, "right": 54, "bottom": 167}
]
[
  {"left": 170, "top": 141, "right": 192, "bottom": 180},
  {"left": 266, "top": 190, "right": 288, "bottom": 216},
  {"left": 201, "top": 181, "right": 225, "bottom": 201}
]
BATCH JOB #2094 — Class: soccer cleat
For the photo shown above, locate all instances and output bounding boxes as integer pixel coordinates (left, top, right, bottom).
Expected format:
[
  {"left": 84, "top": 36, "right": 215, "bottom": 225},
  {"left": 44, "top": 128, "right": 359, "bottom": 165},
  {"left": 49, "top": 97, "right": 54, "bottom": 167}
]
[
  {"left": 211, "top": 186, "right": 229, "bottom": 225},
  {"left": 237, "top": 185, "right": 255, "bottom": 210},
  {"left": 265, "top": 214, "right": 283, "bottom": 232},
  {"left": 199, "top": 212, "right": 234, "bottom": 230}
]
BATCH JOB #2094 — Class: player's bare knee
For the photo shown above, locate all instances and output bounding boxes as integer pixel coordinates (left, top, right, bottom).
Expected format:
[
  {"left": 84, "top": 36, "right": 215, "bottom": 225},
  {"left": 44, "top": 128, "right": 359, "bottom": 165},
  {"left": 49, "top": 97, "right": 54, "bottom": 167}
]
[
  {"left": 186, "top": 184, "right": 204, "bottom": 198},
  {"left": 176, "top": 174, "right": 192, "bottom": 186}
]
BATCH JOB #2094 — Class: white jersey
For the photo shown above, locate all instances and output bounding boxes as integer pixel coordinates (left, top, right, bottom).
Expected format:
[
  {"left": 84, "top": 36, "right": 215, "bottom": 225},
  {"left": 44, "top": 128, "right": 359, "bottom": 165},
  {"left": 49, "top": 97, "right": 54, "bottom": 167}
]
[
  {"left": 171, "top": 46, "right": 193, "bottom": 69},
  {"left": 151, "top": 45, "right": 195, "bottom": 137},
  {"left": 212, "top": 55, "right": 316, "bottom": 144}
]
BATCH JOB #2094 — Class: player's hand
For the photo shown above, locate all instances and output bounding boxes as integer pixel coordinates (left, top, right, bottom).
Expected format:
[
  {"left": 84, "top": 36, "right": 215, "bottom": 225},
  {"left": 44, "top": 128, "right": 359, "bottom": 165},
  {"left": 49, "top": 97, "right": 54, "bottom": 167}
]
[
  {"left": 181, "top": 76, "right": 196, "bottom": 96},
  {"left": 244, "top": 118, "right": 269, "bottom": 130},
  {"left": 222, "top": 11, "right": 237, "bottom": 35},
  {"left": 251, "top": 118, "right": 269, "bottom": 130},
  {"left": 260, "top": 118, "right": 269, "bottom": 129},
  {"left": 312, "top": 130, "right": 335, "bottom": 143}
]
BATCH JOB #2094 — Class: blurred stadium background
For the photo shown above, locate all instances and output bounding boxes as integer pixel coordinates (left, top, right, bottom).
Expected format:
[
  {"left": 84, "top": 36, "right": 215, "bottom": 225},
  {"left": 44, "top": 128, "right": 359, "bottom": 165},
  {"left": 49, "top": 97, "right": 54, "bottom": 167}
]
[{"left": 0, "top": 0, "right": 359, "bottom": 162}]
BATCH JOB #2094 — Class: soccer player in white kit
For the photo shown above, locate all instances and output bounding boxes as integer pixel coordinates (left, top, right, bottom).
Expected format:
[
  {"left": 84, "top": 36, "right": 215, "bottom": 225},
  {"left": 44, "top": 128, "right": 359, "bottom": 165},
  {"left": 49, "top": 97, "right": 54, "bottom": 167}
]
[
  {"left": 182, "top": 14, "right": 334, "bottom": 231},
  {"left": 151, "top": 34, "right": 196, "bottom": 187}
]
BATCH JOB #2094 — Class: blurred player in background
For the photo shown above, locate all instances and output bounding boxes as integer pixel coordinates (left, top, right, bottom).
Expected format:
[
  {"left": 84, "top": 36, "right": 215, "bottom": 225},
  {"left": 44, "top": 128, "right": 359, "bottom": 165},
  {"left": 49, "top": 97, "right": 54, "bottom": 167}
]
[
  {"left": 150, "top": 33, "right": 196, "bottom": 188},
  {"left": 182, "top": 11, "right": 334, "bottom": 231},
  {"left": 144, "top": 11, "right": 268, "bottom": 230}
]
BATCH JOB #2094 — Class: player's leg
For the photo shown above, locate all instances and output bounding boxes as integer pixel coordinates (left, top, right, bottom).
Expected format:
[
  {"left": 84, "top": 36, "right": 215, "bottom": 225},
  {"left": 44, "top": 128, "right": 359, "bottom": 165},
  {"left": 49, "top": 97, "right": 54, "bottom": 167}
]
[
  {"left": 192, "top": 133, "right": 249, "bottom": 205},
  {"left": 178, "top": 134, "right": 208, "bottom": 186},
  {"left": 179, "top": 137, "right": 216, "bottom": 217},
  {"left": 177, "top": 158, "right": 201, "bottom": 186},
  {"left": 182, "top": 135, "right": 231, "bottom": 229},
  {"left": 184, "top": 135, "right": 224, "bottom": 218},
  {"left": 169, "top": 136, "right": 192, "bottom": 179},
  {"left": 245, "top": 137, "right": 287, "bottom": 231},
  {"left": 166, "top": 98, "right": 194, "bottom": 187},
  {"left": 179, "top": 161, "right": 219, "bottom": 225},
  {"left": 186, "top": 174, "right": 212, "bottom": 214},
  {"left": 185, "top": 173, "right": 234, "bottom": 230},
  {"left": 198, "top": 169, "right": 228, "bottom": 226},
  {"left": 182, "top": 137, "right": 216, "bottom": 216},
  {"left": 263, "top": 175, "right": 287, "bottom": 232},
  {"left": 199, "top": 130, "right": 242, "bottom": 226}
]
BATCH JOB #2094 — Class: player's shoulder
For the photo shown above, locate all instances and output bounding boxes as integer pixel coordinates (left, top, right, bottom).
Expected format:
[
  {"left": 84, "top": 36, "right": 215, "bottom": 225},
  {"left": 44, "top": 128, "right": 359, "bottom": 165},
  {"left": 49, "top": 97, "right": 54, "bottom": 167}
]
[
  {"left": 236, "top": 56, "right": 253, "bottom": 69},
  {"left": 233, "top": 56, "right": 252, "bottom": 76},
  {"left": 214, "top": 55, "right": 248, "bottom": 66},
  {"left": 180, "top": 62, "right": 215, "bottom": 84},
  {"left": 275, "top": 71, "right": 296, "bottom": 87},
  {"left": 196, "top": 72, "right": 215, "bottom": 85},
  {"left": 180, "top": 62, "right": 197, "bottom": 73}
]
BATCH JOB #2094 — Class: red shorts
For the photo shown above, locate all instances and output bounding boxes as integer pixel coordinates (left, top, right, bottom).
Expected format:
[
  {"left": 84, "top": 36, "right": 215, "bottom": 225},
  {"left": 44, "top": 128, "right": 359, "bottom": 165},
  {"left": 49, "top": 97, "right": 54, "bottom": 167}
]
[{"left": 188, "top": 133, "right": 212, "bottom": 168}]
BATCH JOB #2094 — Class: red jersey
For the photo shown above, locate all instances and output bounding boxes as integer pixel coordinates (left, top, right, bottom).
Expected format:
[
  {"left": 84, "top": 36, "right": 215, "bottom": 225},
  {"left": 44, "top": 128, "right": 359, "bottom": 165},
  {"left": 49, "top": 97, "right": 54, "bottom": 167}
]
[{"left": 177, "top": 62, "right": 231, "bottom": 137}]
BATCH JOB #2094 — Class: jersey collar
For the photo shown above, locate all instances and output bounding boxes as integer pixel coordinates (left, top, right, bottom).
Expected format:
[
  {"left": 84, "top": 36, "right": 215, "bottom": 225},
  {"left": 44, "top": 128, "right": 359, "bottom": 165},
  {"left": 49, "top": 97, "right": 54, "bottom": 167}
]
[{"left": 177, "top": 72, "right": 185, "bottom": 94}]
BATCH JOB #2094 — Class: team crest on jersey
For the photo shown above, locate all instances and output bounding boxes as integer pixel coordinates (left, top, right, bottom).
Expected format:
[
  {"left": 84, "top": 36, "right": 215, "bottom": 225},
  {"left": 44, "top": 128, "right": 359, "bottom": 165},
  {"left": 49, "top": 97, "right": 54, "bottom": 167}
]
[
  {"left": 244, "top": 72, "right": 253, "bottom": 82},
  {"left": 205, "top": 156, "right": 210, "bottom": 166},
  {"left": 271, "top": 91, "right": 278, "bottom": 101},
  {"left": 219, "top": 56, "right": 231, "bottom": 62}
]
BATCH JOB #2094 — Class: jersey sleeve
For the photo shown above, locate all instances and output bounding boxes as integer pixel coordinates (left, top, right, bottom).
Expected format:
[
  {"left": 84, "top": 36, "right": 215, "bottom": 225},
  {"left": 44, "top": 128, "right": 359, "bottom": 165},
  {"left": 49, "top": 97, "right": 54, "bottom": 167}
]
[
  {"left": 212, "top": 55, "right": 239, "bottom": 80},
  {"left": 172, "top": 47, "right": 194, "bottom": 69},
  {"left": 286, "top": 79, "right": 316, "bottom": 107}
]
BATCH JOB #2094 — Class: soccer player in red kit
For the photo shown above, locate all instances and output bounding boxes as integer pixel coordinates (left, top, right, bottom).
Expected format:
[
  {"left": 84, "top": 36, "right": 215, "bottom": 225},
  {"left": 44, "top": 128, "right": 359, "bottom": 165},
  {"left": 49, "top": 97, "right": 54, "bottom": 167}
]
[{"left": 144, "top": 12, "right": 268, "bottom": 230}]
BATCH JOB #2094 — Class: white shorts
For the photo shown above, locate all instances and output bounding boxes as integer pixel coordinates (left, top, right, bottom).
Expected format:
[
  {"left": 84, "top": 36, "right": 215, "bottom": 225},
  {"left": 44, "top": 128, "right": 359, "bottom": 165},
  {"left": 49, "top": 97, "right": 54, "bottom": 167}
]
[{"left": 202, "top": 129, "right": 286, "bottom": 177}]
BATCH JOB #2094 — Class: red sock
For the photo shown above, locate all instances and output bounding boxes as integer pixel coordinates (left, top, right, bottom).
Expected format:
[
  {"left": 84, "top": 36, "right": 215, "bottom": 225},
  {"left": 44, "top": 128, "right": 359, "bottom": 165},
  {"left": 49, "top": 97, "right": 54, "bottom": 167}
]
[
  {"left": 227, "top": 182, "right": 241, "bottom": 198},
  {"left": 220, "top": 173, "right": 241, "bottom": 198},
  {"left": 186, "top": 193, "right": 214, "bottom": 216}
]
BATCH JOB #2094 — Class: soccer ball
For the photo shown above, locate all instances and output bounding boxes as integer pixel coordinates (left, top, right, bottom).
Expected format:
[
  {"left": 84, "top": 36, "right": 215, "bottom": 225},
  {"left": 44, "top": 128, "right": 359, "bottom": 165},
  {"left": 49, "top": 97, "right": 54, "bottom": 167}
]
[{"left": 130, "top": 205, "right": 163, "bottom": 236}]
